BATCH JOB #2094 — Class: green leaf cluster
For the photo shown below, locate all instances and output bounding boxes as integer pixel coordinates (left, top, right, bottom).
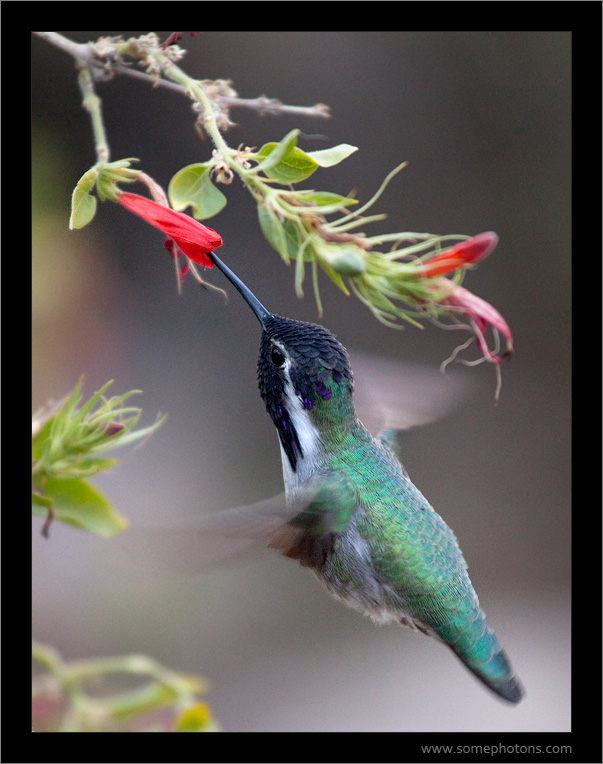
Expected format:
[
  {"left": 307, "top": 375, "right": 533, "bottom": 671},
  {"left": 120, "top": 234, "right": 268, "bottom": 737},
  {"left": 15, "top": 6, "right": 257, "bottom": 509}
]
[
  {"left": 32, "top": 379, "right": 164, "bottom": 537},
  {"left": 167, "top": 129, "right": 357, "bottom": 223},
  {"left": 69, "top": 159, "right": 140, "bottom": 229}
]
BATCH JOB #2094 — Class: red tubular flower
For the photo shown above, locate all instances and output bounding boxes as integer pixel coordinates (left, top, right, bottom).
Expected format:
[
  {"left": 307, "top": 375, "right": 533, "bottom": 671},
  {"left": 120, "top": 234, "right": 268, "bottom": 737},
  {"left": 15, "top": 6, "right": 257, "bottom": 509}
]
[
  {"left": 417, "top": 232, "right": 513, "bottom": 372},
  {"left": 421, "top": 232, "right": 499, "bottom": 279},
  {"left": 118, "top": 192, "right": 222, "bottom": 267},
  {"left": 441, "top": 282, "right": 513, "bottom": 363}
]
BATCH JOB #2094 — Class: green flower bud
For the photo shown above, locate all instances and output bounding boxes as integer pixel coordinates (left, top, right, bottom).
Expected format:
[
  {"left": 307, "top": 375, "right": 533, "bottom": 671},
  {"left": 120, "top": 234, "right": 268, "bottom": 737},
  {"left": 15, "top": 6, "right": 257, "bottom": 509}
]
[{"left": 315, "top": 241, "right": 366, "bottom": 277}]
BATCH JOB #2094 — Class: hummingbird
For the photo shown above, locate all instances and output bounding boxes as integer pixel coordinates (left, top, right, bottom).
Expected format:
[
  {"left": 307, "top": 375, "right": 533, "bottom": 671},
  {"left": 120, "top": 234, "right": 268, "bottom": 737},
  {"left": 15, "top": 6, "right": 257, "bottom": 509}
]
[{"left": 205, "top": 251, "right": 524, "bottom": 704}]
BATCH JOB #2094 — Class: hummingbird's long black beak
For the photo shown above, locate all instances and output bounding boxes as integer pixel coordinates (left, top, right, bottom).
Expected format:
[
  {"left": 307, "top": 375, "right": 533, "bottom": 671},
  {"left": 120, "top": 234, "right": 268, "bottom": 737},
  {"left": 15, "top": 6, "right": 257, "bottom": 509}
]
[{"left": 207, "top": 252, "right": 272, "bottom": 327}]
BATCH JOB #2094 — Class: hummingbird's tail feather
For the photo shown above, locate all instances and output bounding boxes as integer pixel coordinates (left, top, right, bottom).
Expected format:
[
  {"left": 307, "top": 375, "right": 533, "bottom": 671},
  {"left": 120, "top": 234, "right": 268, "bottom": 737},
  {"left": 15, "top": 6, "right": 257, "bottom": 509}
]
[
  {"left": 406, "top": 577, "right": 523, "bottom": 703},
  {"left": 436, "top": 609, "right": 524, "bottom": 704},
  {"left": 448, "top": 631, "right": 524, "bottom": 703}
]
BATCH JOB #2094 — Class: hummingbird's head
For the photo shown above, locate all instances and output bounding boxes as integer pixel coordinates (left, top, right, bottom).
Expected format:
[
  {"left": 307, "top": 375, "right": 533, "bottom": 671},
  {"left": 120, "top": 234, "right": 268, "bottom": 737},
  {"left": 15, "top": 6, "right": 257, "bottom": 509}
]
[
  {"left": 207, "top": 253, "right": 354, "bottom": 472},
  {"left": 257, "top": 314, "right": 353, "bottom": 470}
]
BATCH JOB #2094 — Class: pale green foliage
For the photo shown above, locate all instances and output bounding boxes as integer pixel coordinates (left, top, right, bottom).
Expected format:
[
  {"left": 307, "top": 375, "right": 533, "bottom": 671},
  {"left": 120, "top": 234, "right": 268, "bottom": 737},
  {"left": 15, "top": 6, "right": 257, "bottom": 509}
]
[
  {"left": 32, "top": 642, "right": 218, "bottom": 732},
  {"left": 32, "top": 378, "right": 164, "bottom": 537}
]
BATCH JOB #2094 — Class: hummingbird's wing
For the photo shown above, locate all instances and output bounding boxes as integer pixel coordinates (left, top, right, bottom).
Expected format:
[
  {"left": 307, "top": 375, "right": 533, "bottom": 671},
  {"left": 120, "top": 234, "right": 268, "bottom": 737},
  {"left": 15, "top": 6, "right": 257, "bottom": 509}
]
[
  {"left": 267, "top": 470, "right": 358, "bottom": 568},
  {"left": 118, "top": 473, "right": 358, "bottom": 575},
  {"left": 117, "top": 492, "right": 298, "bottom": 575},
  {"left": 349, "top": 351, "right": 472, "bottom": 435}
]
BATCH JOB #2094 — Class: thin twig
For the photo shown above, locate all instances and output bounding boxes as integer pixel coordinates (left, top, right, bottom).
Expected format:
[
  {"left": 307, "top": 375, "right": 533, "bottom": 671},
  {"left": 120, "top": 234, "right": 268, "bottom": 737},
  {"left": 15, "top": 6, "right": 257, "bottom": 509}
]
[
  {"left": 222, "top": 95, "right": 330, "bottom": 119},
  {"left": 35, "top": 33, "right": 331, "bottom": 120},
  {"left": 111, "top": 63, "right": 330, "bottom": 118}
]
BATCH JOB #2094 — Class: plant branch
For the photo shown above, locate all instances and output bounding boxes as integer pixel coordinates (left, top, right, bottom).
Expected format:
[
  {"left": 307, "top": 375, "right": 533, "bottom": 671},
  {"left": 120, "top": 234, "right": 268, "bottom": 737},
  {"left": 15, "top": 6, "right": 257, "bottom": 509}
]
[
  {"left": 112, "top": 64, "right": 330, "bottom": 118},
  {"left": 33, "top": 31, "right": 97, "bottom": 69},
  {"left": 77, "top": 68, "right": 110, "bottom": 163},
  {"left": 34, "top": 33, "right": 330, "bottom": 121}
]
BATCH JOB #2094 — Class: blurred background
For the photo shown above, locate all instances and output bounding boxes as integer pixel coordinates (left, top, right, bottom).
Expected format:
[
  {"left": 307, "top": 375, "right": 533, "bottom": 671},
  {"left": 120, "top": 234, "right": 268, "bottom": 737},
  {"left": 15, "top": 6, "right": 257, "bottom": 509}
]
[{"left": 32, "top": 32, "right": 570, "bottom": 732}]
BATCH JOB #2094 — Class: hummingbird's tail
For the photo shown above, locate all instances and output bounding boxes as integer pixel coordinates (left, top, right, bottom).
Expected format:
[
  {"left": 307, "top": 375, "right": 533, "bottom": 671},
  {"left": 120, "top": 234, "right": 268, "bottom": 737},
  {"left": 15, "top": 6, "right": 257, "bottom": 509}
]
[{"left": 436, "top": 607, "right": 524, "bottom": 704}]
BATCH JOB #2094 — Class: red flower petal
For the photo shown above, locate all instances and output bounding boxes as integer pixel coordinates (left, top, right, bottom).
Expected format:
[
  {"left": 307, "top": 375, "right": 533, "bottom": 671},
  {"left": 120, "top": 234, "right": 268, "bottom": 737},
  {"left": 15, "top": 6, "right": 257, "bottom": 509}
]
[
  {"left": 442, "top": 282, "right": 513, "bottom": 360},
  {"left": 421, "top": 232, "right": 499, "bottom": 278},
  {"left": 118, "top": 192, "right": 222, "bottom": 266}
]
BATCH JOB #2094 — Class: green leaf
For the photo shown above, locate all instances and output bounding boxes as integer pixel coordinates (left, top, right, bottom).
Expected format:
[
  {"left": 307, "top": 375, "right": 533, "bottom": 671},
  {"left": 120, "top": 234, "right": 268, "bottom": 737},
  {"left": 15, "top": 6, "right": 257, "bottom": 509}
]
[
  {"left": 32, "top": 478, "right": 129, "bottom": 537},
  {"left": 306, "top": 143, "right": 358, "bottom": 167},
  {"left": 257, "top": 144, "right": 319, "bottom": 184},
  {"left": 72, "top": 380, "right": 114, "bottom": 427},
  {"left": 96, "top": 158, "right": 140, "bottom": 201},
  {"left": 168, "top": 164, "right": 227, "bottom": 220},
  {"left": 294, "top": 190, "right": 357, "bottom": 209},
  {"left": 318, "top": 261, "right": 351, "bottom": 295},
  {"left": 32, "top": 415, "right": 56, "bottom": 461},
  {"left": 257, "top": 204, "right": 290, "bottom": 263},
  {"left": 32, "top": 493, "right": 53, "bottom": 508},
  {"left": 48, "top": 456, "right": 118, "bottom": 479},
  {"left": 96, "top": 415, "right": 166, "bottom": 452},
  {"left": 69, "top": 185, "right": 97, "bottom": 230},
  {"left": 256, "top": 134, "right": 358, "bottom": 185},
  {"left": 283, "top": 219, "right": 312, "bottom": 261},
  {"left": 256, "top": 129, "right": 300, "bottom": 173},
  {"left": 258, "top": 205, "right": 310, "bottom": 265},
  {"left": 101, "top": 158, "right": 140, "bottom": 182}
]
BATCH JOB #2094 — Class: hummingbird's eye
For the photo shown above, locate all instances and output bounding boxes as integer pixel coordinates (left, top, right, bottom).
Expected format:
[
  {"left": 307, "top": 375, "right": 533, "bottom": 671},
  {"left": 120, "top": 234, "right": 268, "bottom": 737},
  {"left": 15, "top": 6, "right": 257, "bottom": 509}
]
[{"left": 270, "top": 347, "right": 286, "bottom": 367}]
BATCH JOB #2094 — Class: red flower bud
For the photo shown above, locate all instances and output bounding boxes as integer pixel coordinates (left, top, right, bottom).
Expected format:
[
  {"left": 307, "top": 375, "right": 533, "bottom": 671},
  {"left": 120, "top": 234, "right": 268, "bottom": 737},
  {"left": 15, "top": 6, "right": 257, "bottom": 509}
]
[
  {"left": 104, "top": 422, "right": 125, "bottom": 436},
  {"left": 421, "top": 232, "right": 499, "bottom": 279},
  {"left": 118, "top": 192, "right": 222, "bottom": 267}
]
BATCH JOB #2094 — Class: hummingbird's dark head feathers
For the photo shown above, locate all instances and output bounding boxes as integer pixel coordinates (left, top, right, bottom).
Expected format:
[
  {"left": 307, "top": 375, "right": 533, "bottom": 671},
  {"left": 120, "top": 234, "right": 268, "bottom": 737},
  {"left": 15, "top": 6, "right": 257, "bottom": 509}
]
[
  {"left": 261, "top": 315, "right": 352, "bottom": 386},
  {"left": 258, "top": 314, "right": 353, "bottom": 406},
  {"left": 257, "top": 315, "right": 354, "bottom": 471}
]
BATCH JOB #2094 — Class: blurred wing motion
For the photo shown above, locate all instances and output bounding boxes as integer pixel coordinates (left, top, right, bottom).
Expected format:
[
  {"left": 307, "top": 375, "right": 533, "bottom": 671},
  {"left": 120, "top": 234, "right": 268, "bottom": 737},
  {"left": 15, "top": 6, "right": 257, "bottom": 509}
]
[
  {"left": 119, "top": 492, "right": 296, "bottom": 576},
  {"left": 118, "top": 475, "right": 356, "bottom": 576},
  {"left": 350, "top": 351, "right": 472, "bottom": 435},
  {"left": 267, "top": 470, "right": 358, "bottom": 568}
]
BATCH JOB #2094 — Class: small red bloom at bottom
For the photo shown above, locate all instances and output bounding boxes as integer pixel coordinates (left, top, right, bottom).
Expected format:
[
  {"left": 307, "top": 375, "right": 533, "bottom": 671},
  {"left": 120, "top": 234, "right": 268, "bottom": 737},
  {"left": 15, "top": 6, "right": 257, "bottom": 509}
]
[
  {"left": 441, "top": 282, "right": 513, "bottom": 363},
  {"left": 118, "top": 192, "right": 222, "bottom": 267}
]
